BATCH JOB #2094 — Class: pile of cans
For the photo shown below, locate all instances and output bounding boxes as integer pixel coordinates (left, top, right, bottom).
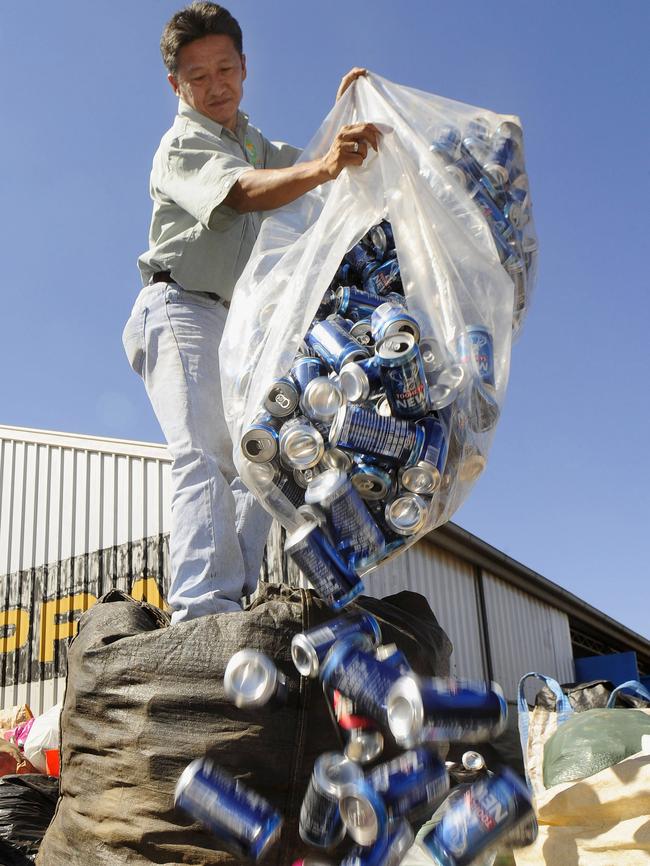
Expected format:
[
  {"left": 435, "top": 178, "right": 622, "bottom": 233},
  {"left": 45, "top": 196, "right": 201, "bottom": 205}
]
[
  {"left": 240, "top": 211, "right": 502, "bottom": 608},
  {"left": 430, "top": 117, "right": 538, "bottom": 336},
  {"left": 174, "top": 611, "right": 537, "bottom": 864}
]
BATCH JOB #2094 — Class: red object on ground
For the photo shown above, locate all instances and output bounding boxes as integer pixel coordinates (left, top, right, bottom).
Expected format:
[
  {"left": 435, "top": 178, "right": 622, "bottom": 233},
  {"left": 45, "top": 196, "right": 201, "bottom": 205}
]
[{"left": 45, "top": 749, "right": 60, "bottom": 777}]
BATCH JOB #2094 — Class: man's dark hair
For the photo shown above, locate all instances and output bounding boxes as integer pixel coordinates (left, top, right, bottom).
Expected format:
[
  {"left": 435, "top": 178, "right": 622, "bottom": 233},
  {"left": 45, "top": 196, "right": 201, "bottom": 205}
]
[{"left": 161, "top": 2, "right": 243, "bottom": 75}]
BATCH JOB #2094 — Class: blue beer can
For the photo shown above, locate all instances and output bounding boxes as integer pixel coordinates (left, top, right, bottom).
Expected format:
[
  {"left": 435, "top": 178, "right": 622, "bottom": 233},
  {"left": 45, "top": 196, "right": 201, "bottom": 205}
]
[
  {"left": 329, "top": 404, "right": 425, "bottom": 467},
  {"left": 340, "top": 818, "right": 414, "bottom": 866},
  {"left": 367, "top": 220, "right": 396, "bottom": 260},
  {"left": 285, "top": 521, "right": 364, "bottom": 610},
  {"left": 345, "top": 241, "right": 381, "bottom": 281},
  {"left": 291, "top": 356, "right": 328, "bottom": 394},
  {"left": 363, "top": 258, "right": 403, "bottom": 297},
  {"left": 430, "top": 125, "right": 461, "bottom": 159},
  {"left": 376, "top": 333, "right": 429, "bottom": 421},
  {"left": 338, "top": 356, "right": 383, "bottom": 403},
  {"left": 386, "top": 675, "right": 508, "bottom": 747},
  {"left": 319, "top": 634, "right": 405, "bottom": 728},
  {"left": 299, "top": 752, "right": 365, "bottom": 849},
  {"left": 415, "top": 415, "right": 448, "bottom": 474},
  {"left": 419, "top": 767, "right": 534, "bottom": 866},
  {"left": 305, "top": 469, "right": 386, "bottom": 567},
  {"left": 351, "top": 461, "right": 394, "bottom": 502},
  {"left": 307, "top": 318, "right": 371, "bottom": 372},
  {"left": 174, "top": 758, "right": 282, "bottom": 861},
  {"left": 244, "top": 459, "right": 305, "bottom": 508},
  {"left": 371, "top": 303, "right": 421, "bottom": 344},
  {"left": 314, "top": 287, "right": 338, "bottom": 322},
  {"left": 241, "top": 412, "right": 282, "bottom": 464},
  {"left": 291, "top": 611, "right": 382, "bottom": 678},
  {"left": 458, "top": 325, "right": 495, "bottom": 389},
  {"left": 337, "top": 285, "right": 388, "bottom": 320},
  {"left": 340, "top": 748, "right": 449, "bottom": 846}
]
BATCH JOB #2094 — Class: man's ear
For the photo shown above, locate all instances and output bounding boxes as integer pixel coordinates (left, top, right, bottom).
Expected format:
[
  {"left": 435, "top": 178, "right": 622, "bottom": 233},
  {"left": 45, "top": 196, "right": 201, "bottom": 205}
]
[
  {"left": 168, "top": 73, "right": 180, "bottom": 95},
  {"left": 241, "top": 53, "right": 247, "bottom": 82}
]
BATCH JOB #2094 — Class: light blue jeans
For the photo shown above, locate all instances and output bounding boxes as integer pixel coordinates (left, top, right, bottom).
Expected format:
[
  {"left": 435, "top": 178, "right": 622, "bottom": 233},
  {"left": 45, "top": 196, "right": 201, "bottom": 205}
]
[{"left": 122, "top": 282, "right": 272, "bottom": 623}]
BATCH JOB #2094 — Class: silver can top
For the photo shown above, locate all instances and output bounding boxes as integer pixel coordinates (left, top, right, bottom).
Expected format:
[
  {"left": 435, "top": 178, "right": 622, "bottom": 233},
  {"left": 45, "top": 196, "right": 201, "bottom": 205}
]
[
  {"left": 319, "top": 447, "right": 353, "bottom": 473},
  {"left": 429, "top": 364, "right": 466, "bottom": 410},
  {"left": 349, "top": 320, "right": 374, "bottom": 347},
  {"left": 462, "top": 750, "right": 486, "bottom": 772},
  {"left": 241, "top": 427, "right": 279, "bottom": 464},
  {"left": 314, "top": 752, "right": 364, "bottom": 798},
  {"left": 240, "top": 459, "right": 280, "bottom": 489},
  {"left": 291, "top": 632, "right": 319, "bottom": 679},
  {"left": 376, "top": 331, "right": 417, "bottom": 363},
  {"left": 300, "top": 376, "right": 346, "bottom": 424},
  {"left": 419, "top": 337, "right": 447, "bottom": 375},
  {"left": 223, "top": 649, "right": 279, "bottom": 708},
  {"left": 339, "top": 789, "right": 381, "bottom": 846},
  {"left": 293, "top": 465, "right": 321, "bottom": 489},
  {"left": 385, "top": 493, "right": 429, "bottom": 536},
  {"left": 386, "top": 673, "right": 425, "bottom": 747},
  {"left": 279, "top": 418, "right": 324, "bottom": 469},
  {"left": 399, "top": 461, "right": 441, "bottom": 496},
  {"left": 344, "top": 729, "right": 384, "bottom": 765},
  {"left": 264, "top": 378, "right": 299, "bottom": 418},
  {"left": 458, "top": 449, "right": 486, "bottom": 483},
  {"left": 304, "top": 467, "right": 347, "bottom": 506},
  {"left": 338, "top": 363, "right": 370, "bottom": 403}
]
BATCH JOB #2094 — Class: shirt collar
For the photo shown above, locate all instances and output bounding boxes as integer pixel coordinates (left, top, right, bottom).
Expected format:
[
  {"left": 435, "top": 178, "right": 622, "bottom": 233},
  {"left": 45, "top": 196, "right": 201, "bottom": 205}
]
[{"left": 177, "top": 98, "right": 249, "bottom": 142}]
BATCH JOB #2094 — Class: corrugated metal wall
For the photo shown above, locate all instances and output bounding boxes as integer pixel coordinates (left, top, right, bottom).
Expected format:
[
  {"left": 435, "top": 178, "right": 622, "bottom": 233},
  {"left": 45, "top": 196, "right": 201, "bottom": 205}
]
[
  {"left": 482, "top": 571, "right": 575, "bottom": 702},
  {"left": 0, "top": 426, "right": 172, "bottom": 715}
]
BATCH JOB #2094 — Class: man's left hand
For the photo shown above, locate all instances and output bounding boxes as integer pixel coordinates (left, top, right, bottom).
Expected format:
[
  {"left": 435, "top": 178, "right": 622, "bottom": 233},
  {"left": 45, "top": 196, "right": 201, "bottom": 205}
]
[{"left": 336, "top": 68, "right": 368, "bottom": 102}]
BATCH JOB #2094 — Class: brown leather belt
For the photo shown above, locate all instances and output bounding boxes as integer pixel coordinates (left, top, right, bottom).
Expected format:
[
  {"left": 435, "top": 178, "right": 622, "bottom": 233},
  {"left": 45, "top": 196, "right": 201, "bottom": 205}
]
[{"left": 149, "top": 271, "right": 230, "bottom": 309}]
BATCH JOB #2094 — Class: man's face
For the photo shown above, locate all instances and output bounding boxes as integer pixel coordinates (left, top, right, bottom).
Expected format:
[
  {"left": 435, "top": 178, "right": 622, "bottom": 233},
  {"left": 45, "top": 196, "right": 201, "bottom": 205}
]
[{"left": 169, "top": 34, "right": 246, "bottom": 131}]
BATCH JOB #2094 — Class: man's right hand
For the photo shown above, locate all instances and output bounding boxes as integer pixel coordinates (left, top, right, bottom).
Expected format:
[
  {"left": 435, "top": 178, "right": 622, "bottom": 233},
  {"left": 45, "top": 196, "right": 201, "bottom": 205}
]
[{"left": 321, "top": 123, "right": 382, "bottom": 179}]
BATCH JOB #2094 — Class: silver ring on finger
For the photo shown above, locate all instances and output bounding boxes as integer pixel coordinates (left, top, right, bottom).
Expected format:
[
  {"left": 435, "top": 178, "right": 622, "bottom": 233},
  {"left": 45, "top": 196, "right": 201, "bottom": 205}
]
[{"left": 352, "top": 141, "right": 359, "bottom": 153}]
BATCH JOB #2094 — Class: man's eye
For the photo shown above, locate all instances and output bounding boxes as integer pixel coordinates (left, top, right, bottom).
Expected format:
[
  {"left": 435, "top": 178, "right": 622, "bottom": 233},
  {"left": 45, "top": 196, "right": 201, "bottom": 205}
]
[{"left": 192, "top": 75, "right": 206, "bottom": 82}]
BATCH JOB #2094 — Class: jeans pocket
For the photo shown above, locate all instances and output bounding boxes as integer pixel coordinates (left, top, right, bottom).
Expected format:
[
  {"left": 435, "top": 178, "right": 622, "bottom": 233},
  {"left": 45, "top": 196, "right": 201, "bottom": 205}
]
[{"left": 122, "top": 306, "right": 147, "bottom": 377}]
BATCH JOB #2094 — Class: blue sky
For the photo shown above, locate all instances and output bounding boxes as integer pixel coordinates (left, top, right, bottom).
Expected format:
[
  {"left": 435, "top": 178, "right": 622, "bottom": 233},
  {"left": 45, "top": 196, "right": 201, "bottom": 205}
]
[{"left": 2, "top": 1, "right": 649, "bottom": 637}]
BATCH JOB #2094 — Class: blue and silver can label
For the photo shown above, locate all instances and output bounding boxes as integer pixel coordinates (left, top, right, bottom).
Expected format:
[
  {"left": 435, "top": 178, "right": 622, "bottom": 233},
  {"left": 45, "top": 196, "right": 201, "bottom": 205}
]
[
  {"left": 174, "top": 758, "right": 282, "bottom": 861},
  {"left": 299, "top": 752, "right": 364, "bottom": 849},
  {"left": 368, "top": 747, "right": 449, "bottom": 820},
  {"left": 420, "top": 767, "right": 534, "bottom": 866},
  {"left": 458, "top": 325, "right": 495, "bottom": 388},
  {"left": 345, "top": 242, "right": 380, "bottom": 281},
  {"left": 305, "top": 469, "right": 385, "bottom": 565},
  {"left": 363, "top": 258, "right": 403, "bottom": 297},
  {"left": 337, "top": 286, "right": 388, "bottom": 320},
  {"left": 306, "top": 318, "right": 371, "bottom": 372},
  {"left": 330, "top": 404, "right": 424, "bottom": 467},
  {"left": 291, "top": 612, "right": 382, "bottom": 679},
  {"left": 376, "top": 333, "right": 429, "bottom": 420},
  {"left": 285, "top": 521, "right": 364, "bottom": 610},
  {"left": 291, "top": 356, "right": 328, "bottom": 394},
  {"left": 415, "top": 415, "right": 448, "bottom": 473},
  {"left": 340, "top": 817, "right": 414, "bottom": 866},
  {"left": 320, "top": 634, "right": 405, "bottom": 727}
]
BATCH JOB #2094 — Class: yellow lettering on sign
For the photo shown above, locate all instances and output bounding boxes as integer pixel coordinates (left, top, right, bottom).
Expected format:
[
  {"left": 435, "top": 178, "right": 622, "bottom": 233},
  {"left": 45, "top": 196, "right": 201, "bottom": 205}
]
[
  {"left": 131, "top": 576, "right": 169, "bottom": 612},
  {"left": 0, "top": 609, "right": 30, "bottom": 654},
  {"left": 39, "top": 593, "right": 97, "bottom": 664}
]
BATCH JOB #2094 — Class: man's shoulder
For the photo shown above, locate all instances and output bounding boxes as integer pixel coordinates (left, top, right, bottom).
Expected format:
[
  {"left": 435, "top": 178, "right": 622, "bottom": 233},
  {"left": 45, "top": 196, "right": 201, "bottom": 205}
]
[{"left": 158, "top": 114, "right": 225, "bottom": 156}]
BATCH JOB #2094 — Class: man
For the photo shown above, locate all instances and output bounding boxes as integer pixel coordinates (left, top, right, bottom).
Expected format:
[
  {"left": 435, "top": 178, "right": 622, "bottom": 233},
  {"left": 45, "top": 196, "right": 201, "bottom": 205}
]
[{"left": 122, "top": 2, "right": 379, "bottom": 623}]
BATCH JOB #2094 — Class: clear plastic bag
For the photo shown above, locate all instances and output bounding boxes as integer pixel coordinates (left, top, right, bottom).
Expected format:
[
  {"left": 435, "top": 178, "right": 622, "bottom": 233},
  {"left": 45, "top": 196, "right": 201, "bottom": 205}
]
[{"left": 220, "top": 72, "right": 537, "bottom": 584}]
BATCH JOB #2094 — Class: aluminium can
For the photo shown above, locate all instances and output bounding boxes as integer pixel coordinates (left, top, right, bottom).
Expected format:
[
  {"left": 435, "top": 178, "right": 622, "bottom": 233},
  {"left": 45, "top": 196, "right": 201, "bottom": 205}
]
[
  {"left": 242, "top": 459, "right": 305, "bottom": 509},
  {"left": 291, "top": 356, "right": 328, "bottom": 394},
  {"left": 293, "top": 465, "right": 321, "bottom": 490},
  {"left": 367, "top": 220, "right": 395, "bottom": 260},
  {"left": 223, "top": 649, "right": 288, "bottom": 710},
  {"left": 386, "top": 675, "right": 508, "bottom": 747},
  {"left": 319, "top": 633, "right": 406, "bottom": 729},
  {"left": 319, "top": 446, "right": 354, "bottom": 473},
  {"left": 306, "top": 318, "right": 371, "bottom": 372},
  {"left": 340, "top": 817, "right": 414, "bottom": 866},
  {"left": 384, "top": 492, "right": 430, "bottom": 536},
  {"left": 330, "top": 404, "right": 424, "bottom": 467},
  {"left": 340, "top": 748, "right": 449, "bottom": 846},
  {"left": 285, "top": 521, "right": 364, "bottom": 610},
  {"left": 339, "top": 357, "right": 382, "bottom": 403},
  {"left": 304, "top": 469, "right": 385, "bottom": 567},
  {"left": 263, "top": 376, "right": 300, "bottom": 418},
  {"left": 345, "top": 728, "right": 385, "bottom": 766},
  {"left": 337, "top": 286, "right": 388, "bottom": 320},
  {"left": 345, "top": 241, "right": 381, "bottom": 281},
  {"left": 300, "top": 376, "right": 347, "bottom": 426},
  {"left": 291, "top": 611, "right": 382, "bottom": 679},
  {"left": 174, "top": 758, "right": 282, "bottom": 861},
  {"left": 371, "top": 302, "right": 421, "bottom": 344},
  {"left": 419, "top": 767, "right": 534, "bottom": 866},
  {"left": 349, "top": 319, "right": 375, "bottom": 348},
  {"left": 279, "top": 417, "right": 324, "bottom": 470},
  {"left": 351, "top": 462, "right": 394, "bottom": 502},
  {"left": 458, "top": 325, "right": 495, "bottom": 389},
  {"left": 376, "top": 333, "right": 429, "bottom": 420},
  {"left": 299, "top": 752, "right": 365, "bottom": 849},
  {"left": 363, "top": 258, "right": 403, "bottom": 297},
  {"left": 241, "top": 413, "right": 281, "bottom": 464}
]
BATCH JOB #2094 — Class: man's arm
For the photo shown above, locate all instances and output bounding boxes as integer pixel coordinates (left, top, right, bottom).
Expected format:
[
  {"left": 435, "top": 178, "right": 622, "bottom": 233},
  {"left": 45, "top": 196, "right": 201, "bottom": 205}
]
[{"left": 224, "top": 122, "right": 380, "bottom": 214}]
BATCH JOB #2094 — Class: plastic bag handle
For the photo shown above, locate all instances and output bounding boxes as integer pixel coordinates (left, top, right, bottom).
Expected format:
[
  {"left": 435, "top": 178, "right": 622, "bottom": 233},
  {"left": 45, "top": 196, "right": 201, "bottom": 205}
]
[
  {"left": 606, "top": 680, "right": 650, "bottom": 708},
  {"left": 517, "top": 672, "right": 573, "bottom": 784}
]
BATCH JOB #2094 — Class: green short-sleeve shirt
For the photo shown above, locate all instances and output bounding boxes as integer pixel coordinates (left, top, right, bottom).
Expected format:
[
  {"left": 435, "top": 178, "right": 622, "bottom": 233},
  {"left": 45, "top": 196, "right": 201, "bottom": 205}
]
[{"left": 138, "top": 99, "right": 301, "bottom": 300}]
